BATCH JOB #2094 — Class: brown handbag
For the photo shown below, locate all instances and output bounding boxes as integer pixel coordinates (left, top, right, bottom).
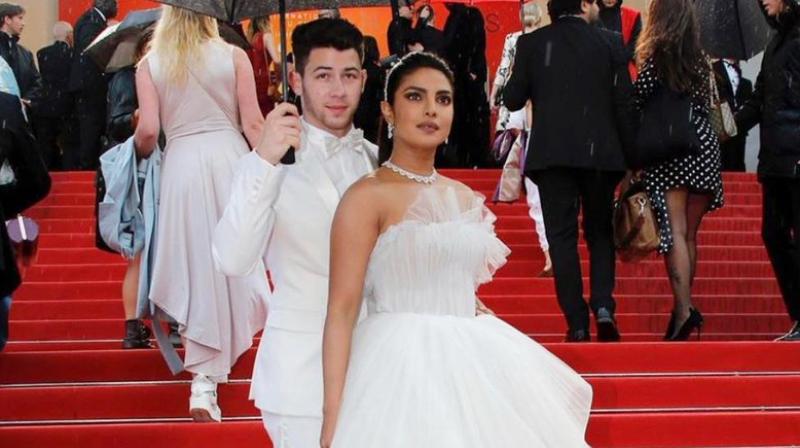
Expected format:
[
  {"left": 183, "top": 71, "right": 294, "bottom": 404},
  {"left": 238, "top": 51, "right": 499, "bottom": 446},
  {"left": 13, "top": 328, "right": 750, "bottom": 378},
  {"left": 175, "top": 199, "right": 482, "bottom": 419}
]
[
  {"left": 614, "top": 173, "right": 660, "bottom": 262},
  {"left": 709, "top": 68, "right": 738, "bottom": 140}
]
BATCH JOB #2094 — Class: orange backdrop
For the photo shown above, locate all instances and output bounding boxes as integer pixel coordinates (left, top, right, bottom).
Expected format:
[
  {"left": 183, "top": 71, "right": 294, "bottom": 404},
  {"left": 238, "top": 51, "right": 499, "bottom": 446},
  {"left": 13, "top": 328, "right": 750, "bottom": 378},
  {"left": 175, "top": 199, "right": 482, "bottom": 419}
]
[{"left": 59, "top": 0, "right": 524, "bottom": 84}]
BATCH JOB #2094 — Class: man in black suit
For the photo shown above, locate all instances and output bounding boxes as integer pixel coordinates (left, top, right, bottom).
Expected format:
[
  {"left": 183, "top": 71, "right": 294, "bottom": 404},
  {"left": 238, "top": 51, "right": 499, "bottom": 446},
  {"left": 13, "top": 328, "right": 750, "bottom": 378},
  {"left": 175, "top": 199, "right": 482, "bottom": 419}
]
[
  {"left": 67, "top": 0, "right": 117, "bottom": 170},
  {"left": 713, "top": 59, "right": 753, "bottom": 172},
  {"left": 0, "top": 3, "right": 42, "bottom": 109},
  {"left": 504, "top": 0, "right": 633, "bottom": 342},
  {"left": 34, "top": 21, "right": 74, "bottom": 170}
]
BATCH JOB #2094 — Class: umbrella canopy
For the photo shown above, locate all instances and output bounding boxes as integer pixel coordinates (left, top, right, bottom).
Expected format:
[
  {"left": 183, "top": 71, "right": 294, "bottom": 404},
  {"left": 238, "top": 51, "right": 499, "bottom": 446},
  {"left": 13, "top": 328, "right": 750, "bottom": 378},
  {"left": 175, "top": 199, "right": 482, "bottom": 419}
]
[
  {"left": 695, "top": 0, "right": 774, "bottom": 60},
  {"left": 156, "top": 0, "right": 389, "bottom": 23},
  {"left": 85, "top": 8, "right": 251, "bottom": 73}
]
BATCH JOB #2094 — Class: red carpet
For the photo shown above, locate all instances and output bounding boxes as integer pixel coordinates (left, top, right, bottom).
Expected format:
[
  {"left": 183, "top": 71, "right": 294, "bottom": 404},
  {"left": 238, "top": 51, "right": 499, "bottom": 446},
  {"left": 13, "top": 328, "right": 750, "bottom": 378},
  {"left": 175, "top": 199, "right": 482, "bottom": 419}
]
[{"left": 2, "top": 169, "right": 799, "bottom": 447}]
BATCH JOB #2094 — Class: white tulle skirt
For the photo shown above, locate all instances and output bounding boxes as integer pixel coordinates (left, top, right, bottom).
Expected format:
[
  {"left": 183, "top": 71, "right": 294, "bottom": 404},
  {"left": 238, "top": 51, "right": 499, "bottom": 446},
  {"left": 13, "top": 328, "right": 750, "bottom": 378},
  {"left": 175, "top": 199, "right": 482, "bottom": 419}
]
[{"left": 332, "top": 312, "right": 593, "bottom": 447}]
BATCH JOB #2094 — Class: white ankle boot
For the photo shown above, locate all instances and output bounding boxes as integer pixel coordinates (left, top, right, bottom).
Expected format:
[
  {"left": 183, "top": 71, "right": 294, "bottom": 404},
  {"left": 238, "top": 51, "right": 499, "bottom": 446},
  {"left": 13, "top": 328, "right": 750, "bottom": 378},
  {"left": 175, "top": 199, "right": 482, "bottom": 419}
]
[{"left": 189, "top": 374, "right": 221, "bottom": 422}]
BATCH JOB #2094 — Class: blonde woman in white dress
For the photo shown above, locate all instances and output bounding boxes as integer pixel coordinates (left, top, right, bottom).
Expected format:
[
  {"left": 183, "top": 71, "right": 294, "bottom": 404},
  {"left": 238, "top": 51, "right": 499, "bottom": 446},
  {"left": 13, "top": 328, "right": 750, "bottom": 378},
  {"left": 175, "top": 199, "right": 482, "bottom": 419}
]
[{"left": 133, "top": 5, "right": 268, "bottom": 422}]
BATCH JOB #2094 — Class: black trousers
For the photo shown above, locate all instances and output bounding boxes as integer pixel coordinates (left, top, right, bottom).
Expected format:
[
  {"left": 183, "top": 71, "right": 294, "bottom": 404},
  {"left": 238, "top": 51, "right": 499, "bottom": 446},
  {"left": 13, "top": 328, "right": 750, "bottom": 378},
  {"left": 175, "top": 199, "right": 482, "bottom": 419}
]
[
  {"left": 761, "top": 176, "right": 800, "bottom": 321},
  {"left": 66, "top": 92, "right": 106, "bottom": 170},
  {"left": 531, "top": 168, "right": 622, "bottom": 330},
  {"left": 33, "top": 114, "right": 77, "bottom": 170}
]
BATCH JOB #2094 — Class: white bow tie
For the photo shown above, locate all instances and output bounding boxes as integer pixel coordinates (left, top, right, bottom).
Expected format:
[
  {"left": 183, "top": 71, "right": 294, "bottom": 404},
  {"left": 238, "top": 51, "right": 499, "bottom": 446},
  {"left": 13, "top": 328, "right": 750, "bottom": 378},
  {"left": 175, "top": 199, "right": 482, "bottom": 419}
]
[{"left": 322, "top": 129, "right": 365, "bottom": 159}]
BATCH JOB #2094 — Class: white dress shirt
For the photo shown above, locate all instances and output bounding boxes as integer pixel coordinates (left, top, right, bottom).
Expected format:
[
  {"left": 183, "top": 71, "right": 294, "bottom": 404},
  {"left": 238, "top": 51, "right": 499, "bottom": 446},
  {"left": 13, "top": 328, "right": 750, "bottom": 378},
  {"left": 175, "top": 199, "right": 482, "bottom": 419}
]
[{"left": 724, "top": 61, "right": 740, "bottom": 97}]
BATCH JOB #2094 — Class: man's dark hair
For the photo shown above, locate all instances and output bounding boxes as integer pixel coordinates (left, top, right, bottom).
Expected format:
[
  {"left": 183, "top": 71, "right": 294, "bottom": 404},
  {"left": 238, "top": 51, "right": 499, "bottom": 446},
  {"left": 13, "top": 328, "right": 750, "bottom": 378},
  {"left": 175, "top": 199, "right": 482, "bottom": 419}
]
[
  {"left": 0, "top": 3, "right": 25, "bottom": 22},
  {"left": 547, "top": 0, "right": 594, "bottom": 21},
  {"left": 291, "top": 18, "right": 364, "bottom": 75}
]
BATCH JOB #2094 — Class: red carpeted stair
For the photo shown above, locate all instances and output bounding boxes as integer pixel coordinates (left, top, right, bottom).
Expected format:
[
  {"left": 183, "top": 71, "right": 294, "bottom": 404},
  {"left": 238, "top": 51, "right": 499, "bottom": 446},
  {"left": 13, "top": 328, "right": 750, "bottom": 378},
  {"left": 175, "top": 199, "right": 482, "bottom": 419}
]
[{"left": 1, "top": 170, "right": 799, "bottom": 447}]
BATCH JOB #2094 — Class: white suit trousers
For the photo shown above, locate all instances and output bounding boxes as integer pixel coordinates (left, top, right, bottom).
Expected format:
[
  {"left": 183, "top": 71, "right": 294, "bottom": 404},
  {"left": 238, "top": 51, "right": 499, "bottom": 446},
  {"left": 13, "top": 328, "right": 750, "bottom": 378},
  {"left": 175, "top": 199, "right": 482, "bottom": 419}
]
[{"left": 262, "top": 411, "right": 322, "bottom": 448}]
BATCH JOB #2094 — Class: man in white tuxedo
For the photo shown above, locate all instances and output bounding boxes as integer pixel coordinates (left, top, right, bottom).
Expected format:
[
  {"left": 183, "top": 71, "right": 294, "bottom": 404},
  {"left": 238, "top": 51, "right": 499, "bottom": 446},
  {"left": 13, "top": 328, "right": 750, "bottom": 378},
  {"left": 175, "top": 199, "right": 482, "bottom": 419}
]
[{"left": 213, "top": 19, "right": 377, "bottom": 447}]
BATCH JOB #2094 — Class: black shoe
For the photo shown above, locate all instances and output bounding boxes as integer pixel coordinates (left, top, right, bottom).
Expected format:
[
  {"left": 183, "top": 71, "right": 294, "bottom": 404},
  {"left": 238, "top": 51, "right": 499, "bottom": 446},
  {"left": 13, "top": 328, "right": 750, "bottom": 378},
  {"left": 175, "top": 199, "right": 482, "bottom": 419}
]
[
  {"left": 122, "top": 319, "right": 152, "bottom": 349},
  {"left": 775, "top": 321, "right": 800, "bottom": 341},
  {"left": 665, "top": 308, "right": 704, "bottom": 341},
  {"left": 595, "top": 307, "right": 621, "bottom": 342},
  {"left": 663, "top": 313, "right": 676, "bottom": 340},
  {"left": 565, "top": 328, "right": 591, "bottom": 342}
]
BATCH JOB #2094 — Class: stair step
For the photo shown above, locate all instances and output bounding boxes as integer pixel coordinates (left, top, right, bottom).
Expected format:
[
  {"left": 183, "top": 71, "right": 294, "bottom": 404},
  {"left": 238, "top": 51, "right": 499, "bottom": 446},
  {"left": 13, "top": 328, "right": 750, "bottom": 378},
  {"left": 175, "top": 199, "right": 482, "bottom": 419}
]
[{"left": 3, "top": 343, "right": 799, "bottom": 384}]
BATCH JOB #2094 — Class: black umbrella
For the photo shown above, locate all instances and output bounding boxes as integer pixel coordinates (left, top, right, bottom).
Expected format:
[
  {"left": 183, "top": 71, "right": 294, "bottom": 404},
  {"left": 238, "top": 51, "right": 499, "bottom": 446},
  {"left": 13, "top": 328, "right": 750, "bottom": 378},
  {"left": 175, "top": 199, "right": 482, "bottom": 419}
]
[
  {"left": 695, "top": 0, "right": 774, "bottom": 60},
  {"left": 85, "top": 8, "right": 250, "bottom": 72},
  {"left": 156, "top": 0, "right": 389, "bottom": 163}
]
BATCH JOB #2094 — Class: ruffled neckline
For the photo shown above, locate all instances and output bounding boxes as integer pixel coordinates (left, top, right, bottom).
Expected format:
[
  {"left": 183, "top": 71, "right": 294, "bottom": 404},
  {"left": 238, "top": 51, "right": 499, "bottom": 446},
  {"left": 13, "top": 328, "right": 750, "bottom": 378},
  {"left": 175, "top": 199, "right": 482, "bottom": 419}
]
[{"left": 373, "top": 186, "right": 497, "bottom": 251}]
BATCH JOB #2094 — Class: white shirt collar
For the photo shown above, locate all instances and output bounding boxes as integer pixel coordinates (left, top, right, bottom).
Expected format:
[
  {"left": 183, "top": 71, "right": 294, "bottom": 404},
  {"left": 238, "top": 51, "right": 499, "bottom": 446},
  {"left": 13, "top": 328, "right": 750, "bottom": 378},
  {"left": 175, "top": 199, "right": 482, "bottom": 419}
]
[
  {"left": 301, "top": 117, "right": 360, "bottom": 155},
  {"left": 94, "top": 7, "right": 107, "bottom": 23}
]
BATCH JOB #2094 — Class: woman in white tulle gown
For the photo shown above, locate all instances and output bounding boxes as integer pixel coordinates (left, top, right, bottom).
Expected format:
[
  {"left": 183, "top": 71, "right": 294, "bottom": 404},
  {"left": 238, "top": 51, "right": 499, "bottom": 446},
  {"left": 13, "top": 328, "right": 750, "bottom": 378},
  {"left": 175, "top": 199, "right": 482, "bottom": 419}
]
[{"left": 320, "top": 52, "right": 592, "bottom": 448}]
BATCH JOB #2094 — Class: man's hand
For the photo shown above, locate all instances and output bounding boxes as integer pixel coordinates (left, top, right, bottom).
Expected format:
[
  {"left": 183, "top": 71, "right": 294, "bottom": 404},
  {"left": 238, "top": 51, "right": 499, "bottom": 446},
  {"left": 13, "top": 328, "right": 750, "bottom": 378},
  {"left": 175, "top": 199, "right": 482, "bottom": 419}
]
[{"left": 255, "top": 103, "right": 301, "bottom": 165}]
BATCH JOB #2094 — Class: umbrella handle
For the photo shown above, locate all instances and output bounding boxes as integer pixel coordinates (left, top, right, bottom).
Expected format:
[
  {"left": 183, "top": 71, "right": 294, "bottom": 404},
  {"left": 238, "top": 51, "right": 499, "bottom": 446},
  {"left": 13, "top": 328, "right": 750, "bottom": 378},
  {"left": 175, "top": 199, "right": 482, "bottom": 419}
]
[{"left": 279, "top": 0, "right": 295, "bottom": 165}]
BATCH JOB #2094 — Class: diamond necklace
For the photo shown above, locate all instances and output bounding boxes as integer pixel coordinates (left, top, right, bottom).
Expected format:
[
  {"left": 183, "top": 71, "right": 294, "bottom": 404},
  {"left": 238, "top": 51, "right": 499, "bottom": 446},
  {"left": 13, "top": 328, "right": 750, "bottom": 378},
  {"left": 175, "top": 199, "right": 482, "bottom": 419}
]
[{"left": 382, "top": 160, "right": 438, "bottom": 185}]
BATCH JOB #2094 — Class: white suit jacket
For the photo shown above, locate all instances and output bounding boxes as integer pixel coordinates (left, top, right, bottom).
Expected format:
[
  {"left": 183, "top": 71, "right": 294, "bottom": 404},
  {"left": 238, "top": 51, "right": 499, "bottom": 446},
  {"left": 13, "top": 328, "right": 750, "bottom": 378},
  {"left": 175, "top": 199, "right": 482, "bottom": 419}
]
[{"left": 213, "top": 123, "right": 378, "bottom": 416}]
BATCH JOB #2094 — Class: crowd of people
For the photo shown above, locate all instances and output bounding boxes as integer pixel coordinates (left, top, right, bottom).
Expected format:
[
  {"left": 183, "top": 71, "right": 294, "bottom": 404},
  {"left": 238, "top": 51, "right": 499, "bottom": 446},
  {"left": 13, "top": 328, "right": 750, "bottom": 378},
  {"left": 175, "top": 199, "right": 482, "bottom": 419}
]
[{"left": 1, "top": 0, "right": 800, "bottom": 445}]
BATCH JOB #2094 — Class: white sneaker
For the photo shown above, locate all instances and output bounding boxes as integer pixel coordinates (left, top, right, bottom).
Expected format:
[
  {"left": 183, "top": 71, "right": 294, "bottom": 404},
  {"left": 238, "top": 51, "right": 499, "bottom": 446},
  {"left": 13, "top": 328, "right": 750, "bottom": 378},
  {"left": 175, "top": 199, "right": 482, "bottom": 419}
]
[{"left": 189, "top": 374, "right": 222, "bottom": 422}]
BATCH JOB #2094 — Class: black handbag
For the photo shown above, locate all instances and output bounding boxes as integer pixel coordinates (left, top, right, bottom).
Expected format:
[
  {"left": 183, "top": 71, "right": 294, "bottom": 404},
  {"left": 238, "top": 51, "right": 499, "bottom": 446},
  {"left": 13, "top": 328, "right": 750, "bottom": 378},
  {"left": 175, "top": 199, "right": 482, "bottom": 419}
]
[{"left": 633, "top": 84, "right": 702, "bottom": 169}]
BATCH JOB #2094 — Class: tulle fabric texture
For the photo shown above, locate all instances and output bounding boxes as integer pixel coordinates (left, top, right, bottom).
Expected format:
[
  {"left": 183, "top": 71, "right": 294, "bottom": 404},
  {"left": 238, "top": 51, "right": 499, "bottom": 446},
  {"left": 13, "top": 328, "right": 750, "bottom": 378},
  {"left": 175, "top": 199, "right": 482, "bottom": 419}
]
[{"left": 332, "top": 186, "right": 592, "bottom": 448}]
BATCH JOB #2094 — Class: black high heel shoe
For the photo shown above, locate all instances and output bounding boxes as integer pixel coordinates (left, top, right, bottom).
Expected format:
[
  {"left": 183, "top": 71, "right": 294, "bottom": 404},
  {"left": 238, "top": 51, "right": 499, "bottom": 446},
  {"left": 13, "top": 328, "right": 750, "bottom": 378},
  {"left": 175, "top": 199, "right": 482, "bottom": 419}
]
[
  {"left": 663, "top": 313, "right": 676, "bottom": 340},
  {"left": 665, "top": 308, "right": 704, "bottom": 341}
]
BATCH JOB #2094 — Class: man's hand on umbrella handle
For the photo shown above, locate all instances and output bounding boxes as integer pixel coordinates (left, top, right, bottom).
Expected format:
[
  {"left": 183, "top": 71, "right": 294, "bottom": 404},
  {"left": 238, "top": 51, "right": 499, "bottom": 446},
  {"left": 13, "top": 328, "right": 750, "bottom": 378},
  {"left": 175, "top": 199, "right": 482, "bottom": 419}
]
[{"left": 256, "top": 102, "right": 301, "bottom": 165}]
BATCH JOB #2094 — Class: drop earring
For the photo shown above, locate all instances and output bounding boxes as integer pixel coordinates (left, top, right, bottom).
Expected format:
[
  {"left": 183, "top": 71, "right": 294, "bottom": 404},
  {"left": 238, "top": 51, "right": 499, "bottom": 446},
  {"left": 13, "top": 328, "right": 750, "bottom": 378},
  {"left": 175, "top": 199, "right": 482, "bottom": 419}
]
[{"left": 388, "top": 123, "right": 394, "bottom": 139}]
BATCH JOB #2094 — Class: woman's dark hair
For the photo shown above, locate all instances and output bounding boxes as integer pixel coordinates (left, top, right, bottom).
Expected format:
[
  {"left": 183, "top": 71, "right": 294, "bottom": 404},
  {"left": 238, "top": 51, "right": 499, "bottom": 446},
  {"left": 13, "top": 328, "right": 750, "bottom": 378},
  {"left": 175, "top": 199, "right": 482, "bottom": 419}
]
[
  {"left": 383, "top": 51, "right": 455, "bottom": 105},
  {"left": 636, "top": 0, "right": 708, "bottom": 93},
  {"left": 363, "top": 36, "right": 380, "bottom": 66},
  {"left": 291, "top": 18, "right": 364, "bottom": 75},
  {"left": 547, "top": 0, "right": 595, "bottom": 21}
]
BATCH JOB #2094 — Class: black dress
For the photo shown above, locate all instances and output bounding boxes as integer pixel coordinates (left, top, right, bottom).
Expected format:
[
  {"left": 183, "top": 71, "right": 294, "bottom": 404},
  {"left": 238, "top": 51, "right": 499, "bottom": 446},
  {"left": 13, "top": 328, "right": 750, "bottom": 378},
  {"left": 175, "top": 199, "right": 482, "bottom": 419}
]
[{"left": 634, "top": 58, "right": 724, "bottom": 254}]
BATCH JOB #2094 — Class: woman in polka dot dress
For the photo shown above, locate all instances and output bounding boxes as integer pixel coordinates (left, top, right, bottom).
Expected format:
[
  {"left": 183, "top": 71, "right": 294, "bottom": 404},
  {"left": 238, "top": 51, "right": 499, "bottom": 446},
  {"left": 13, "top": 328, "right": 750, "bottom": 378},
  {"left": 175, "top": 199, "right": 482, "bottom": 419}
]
[{"left": 633, "top": 0, "right": 724, "bottom": 341}]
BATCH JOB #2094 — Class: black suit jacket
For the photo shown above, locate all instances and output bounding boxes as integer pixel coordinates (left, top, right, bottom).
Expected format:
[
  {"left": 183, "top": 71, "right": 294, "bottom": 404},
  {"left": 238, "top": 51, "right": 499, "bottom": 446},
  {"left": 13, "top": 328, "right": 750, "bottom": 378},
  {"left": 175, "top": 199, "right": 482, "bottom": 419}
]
[
  {"left": 0, "top": 32, "right": 42, "bottom": 104},
  {"left": 68, "top": 8, "right": 107, "bottom": 94},
  {"left": 504, "top": 17, "right": 633, "bottom": 173},
  {"left": 0, "top": 92, "right": 51, "bottom": 296},
  {"left": 36, "top": 41, "right": 73, "bottom": 118},
  {"left": 106, "top": 67, "right": 137, "bottom": 145}
]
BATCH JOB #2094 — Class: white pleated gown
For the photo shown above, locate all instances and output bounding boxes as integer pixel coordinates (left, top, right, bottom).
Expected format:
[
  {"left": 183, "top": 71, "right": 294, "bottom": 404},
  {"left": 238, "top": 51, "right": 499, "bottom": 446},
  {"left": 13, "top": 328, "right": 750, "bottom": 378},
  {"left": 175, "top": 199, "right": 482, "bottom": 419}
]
[{"left": 332, "top": 186, "right": 592, "bottom": 447}]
